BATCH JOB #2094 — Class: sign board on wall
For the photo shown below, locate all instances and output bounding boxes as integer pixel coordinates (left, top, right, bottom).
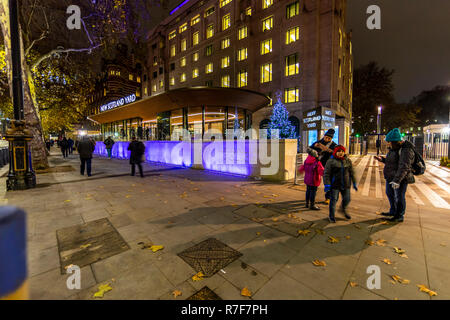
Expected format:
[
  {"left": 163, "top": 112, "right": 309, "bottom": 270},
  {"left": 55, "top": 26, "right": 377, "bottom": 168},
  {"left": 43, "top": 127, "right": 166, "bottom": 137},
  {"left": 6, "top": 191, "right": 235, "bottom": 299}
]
[
  {"left": 100, "top": 94, "right": 137, "bottom": 112},
  {"left": 302, "top": 107, "right": 335, "bottom": 131}
]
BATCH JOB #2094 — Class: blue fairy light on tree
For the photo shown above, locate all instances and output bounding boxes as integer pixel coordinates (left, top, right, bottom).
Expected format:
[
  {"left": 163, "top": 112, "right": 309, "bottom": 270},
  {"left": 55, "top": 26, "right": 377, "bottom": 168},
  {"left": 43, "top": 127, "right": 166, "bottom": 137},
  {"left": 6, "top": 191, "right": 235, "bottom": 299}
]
[{"left": 268, "top": 92, "right": 297, "bottom": 139}]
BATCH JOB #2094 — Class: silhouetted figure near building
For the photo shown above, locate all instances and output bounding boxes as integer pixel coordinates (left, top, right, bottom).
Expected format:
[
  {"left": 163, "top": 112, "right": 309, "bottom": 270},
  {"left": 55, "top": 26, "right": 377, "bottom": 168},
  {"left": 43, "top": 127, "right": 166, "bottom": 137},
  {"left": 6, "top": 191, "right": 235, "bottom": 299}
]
[
  {"left": 76, "top": 137, "right": 95, "bottom": 177},
  {"left": 67, "top": 138, "right": 74, "bottom": 155},
  {"left": 60, "top": 137, "right": 69, "bottom": 158},
  {"left": 127, "top": 136, "right": 145, "bottom": 178},
  {"left": 104, "top": 136, "right": 115, "bottom": 159}
]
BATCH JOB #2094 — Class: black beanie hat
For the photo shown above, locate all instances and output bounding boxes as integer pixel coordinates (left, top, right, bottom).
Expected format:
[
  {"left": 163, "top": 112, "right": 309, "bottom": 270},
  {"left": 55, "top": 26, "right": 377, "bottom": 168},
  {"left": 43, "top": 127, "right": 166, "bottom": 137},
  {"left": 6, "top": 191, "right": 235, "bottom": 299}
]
[{"left": 325, "top": 129, "right": 335, "bottom": 138}]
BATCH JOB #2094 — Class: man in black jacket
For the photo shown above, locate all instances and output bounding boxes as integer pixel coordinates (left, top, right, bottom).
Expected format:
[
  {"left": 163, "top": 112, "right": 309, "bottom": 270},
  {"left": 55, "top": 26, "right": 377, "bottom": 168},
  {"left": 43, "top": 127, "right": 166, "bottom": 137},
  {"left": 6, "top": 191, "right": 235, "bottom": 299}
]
[
  {"left": 309, "top": 129, "right": 337, "bottom": 203},
  {"left": 76, "top": 137, "right": 96, "bottom": 177},
  {"left": 374, "top": 128, "right": 415, "bottom": 222}
]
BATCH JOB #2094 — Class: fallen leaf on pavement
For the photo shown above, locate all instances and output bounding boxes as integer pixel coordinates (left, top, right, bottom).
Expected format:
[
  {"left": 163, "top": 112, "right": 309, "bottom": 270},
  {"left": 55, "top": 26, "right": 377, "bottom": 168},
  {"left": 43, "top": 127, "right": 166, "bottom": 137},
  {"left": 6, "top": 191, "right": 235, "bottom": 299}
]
[
  {"left": 315, "top": 229, "right": 325, "bottom": 235},
  {"left": 399, "top": 253, "right": 408, "bottom": 259},
  {"left": 393, "top": 247, "right": 406, "bottom": 254},
  {"left": 193, "top": 188, "right": 199, "bottom": 191},
  {"left": 125, "top": 195, "right": 131, "bottom": 198},
  {"left": 93, "top": 283, "right": 112, "bottom": 298},
  {"left": 149, "top": 245, "right": 164, "bottom": 252},
  {"left": 349, "top": 282, "right": 358, "bottom": 287},
  {"left": 391, "top": 275, "right": 410, "bottom": 284},
  {"left": 328, "top": 236, "right": 339, "bottom": 243},
  {"left": 345, "top": 236, "right": 351, "bottom": 240},
  {"left": 263, "top": 195, "right": 270, "bottom": 198},
  {"left": 298, "top": 229, "right": 311, "bottom": 236},
  {"left": 382, "top": 258, "right": 393, "bottom": 265},
  {"left": 365, "top": 240, "right": 375, "bottom": 246},
  {"left": 256, "top": 232, "right": 261, "bottom": 236},
  {"left": 375, "top": 211, "right": 382, "bottom": 215},
  {"left": 64, "top": 200, "right": 71, "bottom": 202},
  {"left": 380, "top": 221, "right": 390, "bottom": 225},
  {"left": 417, "top": 285, "right": 437, "bottom": 297},
  {"left": 440, "top": 243, "right": 446, "bottom": 247},
  {"left": 271, "top": 217, "right": 279, "bottom": 222},
  {"left": 354, "top": 224, "right": 361, "bottom": 229},
  {"left": 220, "top": 197, "right": 225, "bottom": 201},
  {"left": 241, "top": 287, "right": 252, "bottom": 297},
  {"left": 172, "top": 290, "right": 182, "bottom": 298},
  {"left": 272, "top": 194, "right": 279, "bottom": 197},
  {"left": 312, "top": 260, "right": 326, "bottom": 267},
  {"left": 80, "top": 243, "right": 92, "bottom": 249},
  {"left": 375, "top": 239, "right": 387, "bottom": 247},
  {"left": 192, "top": 272, "right": 205, "bottom": 281}
]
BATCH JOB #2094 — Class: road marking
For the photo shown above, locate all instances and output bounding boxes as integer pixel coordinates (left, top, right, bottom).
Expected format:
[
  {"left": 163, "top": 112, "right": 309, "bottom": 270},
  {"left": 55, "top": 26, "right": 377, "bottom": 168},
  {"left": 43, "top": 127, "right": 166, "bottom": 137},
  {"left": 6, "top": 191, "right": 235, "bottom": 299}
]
[
  {"left": 415, "top": 178, "right": 450, "bottom": 209},
  {"left": 423, "top": 173, "right": 450, "bottom": 197},
  {"left": 407, "top": 185, "right": 425, "bottom": 206},
  {"left": 354, "top": 155, "right": 370, "bottom": 186},
  {"left": 362, "top": 156, "right": 373, "bottom": 197}
]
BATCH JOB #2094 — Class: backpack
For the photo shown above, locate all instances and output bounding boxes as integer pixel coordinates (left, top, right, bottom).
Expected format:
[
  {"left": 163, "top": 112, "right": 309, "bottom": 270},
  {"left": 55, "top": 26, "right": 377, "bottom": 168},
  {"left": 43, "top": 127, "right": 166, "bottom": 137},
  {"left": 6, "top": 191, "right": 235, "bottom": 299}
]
[{"left": 399, "top": 147, "right": 426, "bottom": 176}]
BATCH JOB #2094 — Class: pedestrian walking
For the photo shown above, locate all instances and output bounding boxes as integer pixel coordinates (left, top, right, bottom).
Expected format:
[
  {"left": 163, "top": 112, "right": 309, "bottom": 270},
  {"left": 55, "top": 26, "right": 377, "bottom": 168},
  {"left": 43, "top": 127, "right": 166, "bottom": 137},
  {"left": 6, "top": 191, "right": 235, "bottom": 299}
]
[
  {"left": 67, "top": 138, "right": 74, "bottom": 155},
  {"left": 45, "top": 140, "right": 51, "bottom": 151},
  {"left": 298, "top": 148, "right": 324, "bottom": 210},
  {"left": 104, "top": 136, "right": 115, "bottom": 159},
  {"left": 127, "top": 136, "right": 145, "bottom": 178},
  {"left": 374, "top": 128, "right": 417, "bottom": 222},
  {"left": 323, "top": 145, "right": 358, "bottom": 223},
  {"left": 60, "top": 137, "right": 69, "bottom": 158},
  {"left": 75, "top": 136, "right": 95, "bottom": 177},
  {"left": 309, "top": 129, "right": 337, "bottom": 204}
]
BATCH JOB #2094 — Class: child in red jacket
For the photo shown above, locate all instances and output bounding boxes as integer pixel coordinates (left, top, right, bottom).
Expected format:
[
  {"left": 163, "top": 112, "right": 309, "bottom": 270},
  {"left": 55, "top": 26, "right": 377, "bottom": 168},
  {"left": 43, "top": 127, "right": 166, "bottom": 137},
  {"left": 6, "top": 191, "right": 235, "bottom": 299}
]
[{"left": 298, "top": 149, "right": 325, "bottom": 210}]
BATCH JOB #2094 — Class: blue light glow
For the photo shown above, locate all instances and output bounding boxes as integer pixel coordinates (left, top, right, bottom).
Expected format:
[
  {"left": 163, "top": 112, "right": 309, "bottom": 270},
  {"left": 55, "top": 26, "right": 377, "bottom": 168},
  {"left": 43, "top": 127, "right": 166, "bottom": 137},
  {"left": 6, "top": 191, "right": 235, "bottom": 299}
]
[{"left": 170, "top": 0, "right": 191, "bottom": 15}]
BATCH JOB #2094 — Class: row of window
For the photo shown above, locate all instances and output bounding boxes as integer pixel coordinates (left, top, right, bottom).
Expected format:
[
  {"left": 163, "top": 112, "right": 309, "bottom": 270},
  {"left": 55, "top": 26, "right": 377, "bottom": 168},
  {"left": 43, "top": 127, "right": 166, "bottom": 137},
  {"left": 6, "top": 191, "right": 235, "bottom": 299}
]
[
  {"left": 108, "top": 70, "right": 141, "bottom": 83},
  {"left": 167, "top": 0, "right": 300, "bottom": 45},
  {"left": 170, "top": 26, "right": 300, "bottom": 58}
]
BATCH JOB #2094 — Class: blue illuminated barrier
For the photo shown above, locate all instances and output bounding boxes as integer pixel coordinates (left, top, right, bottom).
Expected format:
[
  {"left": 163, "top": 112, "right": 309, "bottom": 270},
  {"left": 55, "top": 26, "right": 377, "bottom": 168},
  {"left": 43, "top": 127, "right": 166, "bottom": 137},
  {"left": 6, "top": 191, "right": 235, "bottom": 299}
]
[
  {"left": 0, "top": 206, "right": 28, "bottom": 300},
  {"left": 94, "top": 139, "right": 298, "bottom": 181},
  {"left": 0, "top": 148, "right": 9, "bottom": 168}
]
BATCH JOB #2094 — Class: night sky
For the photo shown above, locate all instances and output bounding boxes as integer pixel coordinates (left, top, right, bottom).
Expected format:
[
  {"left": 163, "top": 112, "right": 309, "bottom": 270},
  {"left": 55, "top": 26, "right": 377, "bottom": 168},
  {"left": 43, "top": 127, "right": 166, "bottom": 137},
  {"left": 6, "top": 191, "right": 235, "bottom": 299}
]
[{"left": 347, "top": 0, "right": 450, "bottom": 102}]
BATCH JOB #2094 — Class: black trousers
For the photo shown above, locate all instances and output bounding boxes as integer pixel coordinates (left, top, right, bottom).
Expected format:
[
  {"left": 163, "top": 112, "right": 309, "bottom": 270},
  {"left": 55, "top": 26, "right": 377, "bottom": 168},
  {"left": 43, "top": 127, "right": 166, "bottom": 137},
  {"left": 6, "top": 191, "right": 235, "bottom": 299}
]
[
  {"left": 131, "top": 163, "right": 143, "bottom": 177},
  {"left": 306, "top": 185, "right": 318, "bottom": 204},
  {"left": 61, "top": 147, "right": 68, "bottom": 158},
  {"left": 80, "top": 158, "right": 92, "bottom": 176}
]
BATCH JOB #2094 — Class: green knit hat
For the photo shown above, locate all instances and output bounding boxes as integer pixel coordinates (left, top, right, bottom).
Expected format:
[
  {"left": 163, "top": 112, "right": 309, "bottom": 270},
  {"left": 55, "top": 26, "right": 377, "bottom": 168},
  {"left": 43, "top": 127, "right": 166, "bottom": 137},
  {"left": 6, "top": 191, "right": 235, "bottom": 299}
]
[{"left": 385, "top": 128, "right": 402, "bottom": 142}]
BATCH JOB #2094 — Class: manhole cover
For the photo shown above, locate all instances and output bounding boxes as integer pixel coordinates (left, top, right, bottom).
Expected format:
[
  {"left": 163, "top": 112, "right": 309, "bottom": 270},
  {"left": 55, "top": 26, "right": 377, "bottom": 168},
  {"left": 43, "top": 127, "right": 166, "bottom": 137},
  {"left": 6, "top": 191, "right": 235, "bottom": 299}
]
[
  {"left": 187, "top": 286, "right": 222, "bottom": 300},
  {"left": 56, "top": 218, "right": 129, "bottom": 273},
  {"left": 177, "top": 238, "right": 242, "bottom": 277}
]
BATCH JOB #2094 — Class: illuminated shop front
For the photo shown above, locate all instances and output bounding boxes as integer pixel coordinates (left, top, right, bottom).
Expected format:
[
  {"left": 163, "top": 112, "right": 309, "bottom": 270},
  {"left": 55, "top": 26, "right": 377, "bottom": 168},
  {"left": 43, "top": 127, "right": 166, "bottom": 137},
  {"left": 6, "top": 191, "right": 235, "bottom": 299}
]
[{"left": 89, "top": 87, "right": 267, "bottom": 141}]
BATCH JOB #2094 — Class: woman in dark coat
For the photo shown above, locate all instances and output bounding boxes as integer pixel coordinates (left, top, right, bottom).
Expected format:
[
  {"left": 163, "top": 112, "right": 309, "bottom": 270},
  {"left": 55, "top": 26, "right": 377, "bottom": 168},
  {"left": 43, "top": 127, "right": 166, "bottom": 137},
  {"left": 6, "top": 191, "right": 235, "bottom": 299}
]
[{"left": 127, "top": 136, "right": 145, "bottom": 177}]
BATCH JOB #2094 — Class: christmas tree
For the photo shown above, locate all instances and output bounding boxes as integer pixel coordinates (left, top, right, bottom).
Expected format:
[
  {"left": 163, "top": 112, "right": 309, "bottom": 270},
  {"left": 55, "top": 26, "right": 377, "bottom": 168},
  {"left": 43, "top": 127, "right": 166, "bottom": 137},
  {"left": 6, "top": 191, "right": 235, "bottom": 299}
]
[{"left": 268, "top": 95, "right": 297, "bottom": 139}]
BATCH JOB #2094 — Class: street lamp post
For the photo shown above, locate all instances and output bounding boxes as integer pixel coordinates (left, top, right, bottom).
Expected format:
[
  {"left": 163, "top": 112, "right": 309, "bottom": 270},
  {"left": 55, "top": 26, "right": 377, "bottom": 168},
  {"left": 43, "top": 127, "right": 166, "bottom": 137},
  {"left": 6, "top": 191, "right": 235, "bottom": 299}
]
[
  {"left": 5, "top": 0, "right": 36, "bottom": 190},
  {"left": 376, "top": 106, "right": 382, "bottom": 155}
]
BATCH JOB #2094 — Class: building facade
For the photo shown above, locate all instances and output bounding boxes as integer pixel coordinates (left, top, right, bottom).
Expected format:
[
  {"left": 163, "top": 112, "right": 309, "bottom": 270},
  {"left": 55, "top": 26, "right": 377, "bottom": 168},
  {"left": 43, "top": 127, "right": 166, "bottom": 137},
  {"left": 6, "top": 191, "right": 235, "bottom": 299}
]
[{"left": 145, "top": 0, "right": 353, "bottom": 150}]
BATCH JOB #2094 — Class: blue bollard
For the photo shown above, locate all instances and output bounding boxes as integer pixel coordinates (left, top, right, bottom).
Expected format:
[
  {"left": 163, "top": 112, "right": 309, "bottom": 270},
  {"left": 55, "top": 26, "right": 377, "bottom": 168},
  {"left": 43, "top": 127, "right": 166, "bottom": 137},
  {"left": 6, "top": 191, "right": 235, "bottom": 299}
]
[{"left": 0, "top": 206, "right": 28, "bottom": 300}]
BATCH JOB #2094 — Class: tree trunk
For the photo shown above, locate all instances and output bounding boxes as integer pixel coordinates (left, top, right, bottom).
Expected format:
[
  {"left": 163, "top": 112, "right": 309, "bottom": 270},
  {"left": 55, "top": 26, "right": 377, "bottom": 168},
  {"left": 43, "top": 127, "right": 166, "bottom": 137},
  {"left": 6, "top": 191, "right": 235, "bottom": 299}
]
[{"left": 0, "top": 0, "right": 49, "bottom": 169}]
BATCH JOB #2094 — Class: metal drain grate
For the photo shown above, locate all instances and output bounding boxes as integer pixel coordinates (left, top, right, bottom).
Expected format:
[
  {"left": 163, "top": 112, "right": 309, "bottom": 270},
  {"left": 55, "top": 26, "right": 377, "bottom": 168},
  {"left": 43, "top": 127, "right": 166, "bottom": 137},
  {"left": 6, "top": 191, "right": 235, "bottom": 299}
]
[
  {"left": 187, "top": 286, "right": 222, "bottom": 300},
  {"left": 177, "top": 238, "right": 242, "bottom": 277},
  {"left": 56, "top": 218, "right": 129, "bottom": 273}
]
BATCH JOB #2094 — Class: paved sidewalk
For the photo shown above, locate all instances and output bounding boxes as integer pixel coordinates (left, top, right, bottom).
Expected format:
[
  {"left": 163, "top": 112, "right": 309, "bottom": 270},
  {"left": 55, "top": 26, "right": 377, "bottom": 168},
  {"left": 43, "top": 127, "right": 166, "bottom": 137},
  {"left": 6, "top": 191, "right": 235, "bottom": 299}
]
[{"left": 2, "top": 149, "right": 450, "bottom": 300}]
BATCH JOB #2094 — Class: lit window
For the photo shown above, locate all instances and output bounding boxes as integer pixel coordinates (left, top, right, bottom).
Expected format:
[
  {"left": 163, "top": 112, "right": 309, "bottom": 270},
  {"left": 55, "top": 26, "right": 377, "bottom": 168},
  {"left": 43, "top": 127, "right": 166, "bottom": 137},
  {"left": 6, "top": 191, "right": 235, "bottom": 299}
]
[
  {"left": 170, "top": 77, "right": 175, "bottom": 85},
  {"left": 338, "top": 59, "right": 342, "bottom": 78},
  {"left": 246, "top": 7, "right": 252, "bottom": 16},
  {"left": 205, "top": 63, "right": 213, "bottom": 74},
  {"left": 153, "top": 56, "right": 158, "bottom": 66},
  {"left": 260, "top": 63, "right": 272, "bottom": 83},
  {"left": 237, "top": 48, "right": 247, "bottom": 61},
  {"left": 168, "top": 30, "right": 176, "bottom": 40},
  {"left": 221, "top": 75, "right": 230, "bottom": 87},
  {"left": 159, "top": 80, "right": 164, "bottom": 88},
  {"left": 180, "top": 73, "right": 186, "bottom": 82},
  {"left": 238, "top": 26, "right": 247, "bottom": 40},
  {"left": 144, "top": 87, "right": 148, "bottom": 95},
  {"left": 221, "top": 56, "right": 230, "bottom": 68},
  {"left": 180, "top": 57, "right": 186, "bottom": 67},
  {"left": 339, "top": 29, "right": 343, "bottom": 47},
  {"left": 206, "top": 24, "right": 214, "bottom": 39},
  {"left": 179, "top": 23, "right": 188, "bottom": 33},
  {"left": 220, "top": 0, "right": 232, "bottom": 8},
  {"left": 191, "top": 15, "right": 200, "bottom": 26},
  {"left": 284, "top": 87, "right": 299, "bottom": 103},
  {"left": 136, "top": 90, "right": 141, "bottom": 97},
  {"left": 136, "top": 76, "right": 141, "bottom": 83},
  {"left": 181, "top": 38, "right": 187, "bottom": 51},
  {"left": 170, "top": 44, "right": 176, "bottom": 57},
  {"left": 222, "top": 14, "right": 231, "bottom": 31},
  {"left": 285, "top": 53, "right": 299, "bottom": 76},
  {"left": 129, "top": 74, "right": 134, "bottom": 81},
  {"left": 262, "top": 0, "right": 273, "bottom": 9},
  {"left": 193, "top": 52, "right": 199, "bottom": 61},
  {"left": 262, "top": 16, "right": 273, "bottom": 32},
  {"left": 286, "top": 1, "right": 299, "bottom": 19},
  {"left": 237, "top": 70, "right": 247, "bottom": 87},
  {"left": 204, "top": 7, "right": 215, "bottom": 17},
  {"left": 103, "top": 88, "right": 106, "bottom": 96},
  {"left": 221, "top": 38, "right": 230, "bottom": 49},
  {"left": 193, "top": 68, "right": 199, "bottom": 78},
  {"left": 350, "top": 41, "right": 352, "bottom": 54},
  {"left": 286, "top": 26, "right": 299, "bottom": 44},
  {"left": 260, "top": 39, "right": 272, "bottom": 55},
  {"left": 193, "top": 31, "right": 199, "bottom": 46}
]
